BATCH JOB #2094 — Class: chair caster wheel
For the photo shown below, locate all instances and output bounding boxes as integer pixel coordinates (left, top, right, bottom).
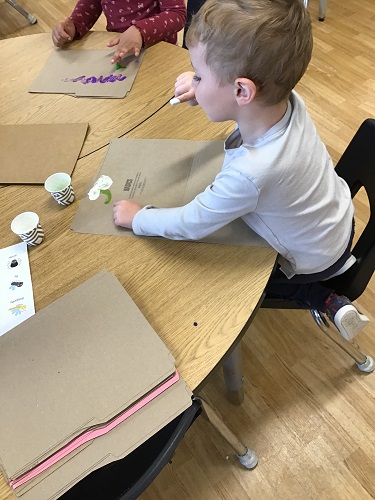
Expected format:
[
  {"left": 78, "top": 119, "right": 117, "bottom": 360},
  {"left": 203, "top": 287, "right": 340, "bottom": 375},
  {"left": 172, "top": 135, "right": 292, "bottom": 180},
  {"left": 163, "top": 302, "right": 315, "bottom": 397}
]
[
  {"left": 356, "top": 355, "right": 375, "bottom": 373},
  {"left": 237, "top": 447, "right": 258, "bottom": 469},
  {"left": 28, "top": 15, "right": 37, "bottom": 24}
]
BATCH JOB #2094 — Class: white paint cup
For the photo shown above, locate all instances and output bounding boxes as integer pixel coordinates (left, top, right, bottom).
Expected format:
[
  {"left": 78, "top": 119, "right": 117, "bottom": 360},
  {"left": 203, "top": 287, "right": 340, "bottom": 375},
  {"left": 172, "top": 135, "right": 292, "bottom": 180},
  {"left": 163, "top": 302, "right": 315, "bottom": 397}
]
[
  {"left": 45, "top": 173, "right": 75, "bottom": 206},
  {"left": 11, "top": 212, "right": 44, "bottom": 246}
]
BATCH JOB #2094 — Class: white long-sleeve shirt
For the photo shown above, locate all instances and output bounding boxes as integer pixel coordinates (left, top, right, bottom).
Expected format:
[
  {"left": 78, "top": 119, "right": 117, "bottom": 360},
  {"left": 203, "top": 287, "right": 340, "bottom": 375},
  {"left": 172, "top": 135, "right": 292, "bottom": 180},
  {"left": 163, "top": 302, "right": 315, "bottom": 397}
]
[{"left": 132, "top": 91, "right": 354, "bottom": 277}]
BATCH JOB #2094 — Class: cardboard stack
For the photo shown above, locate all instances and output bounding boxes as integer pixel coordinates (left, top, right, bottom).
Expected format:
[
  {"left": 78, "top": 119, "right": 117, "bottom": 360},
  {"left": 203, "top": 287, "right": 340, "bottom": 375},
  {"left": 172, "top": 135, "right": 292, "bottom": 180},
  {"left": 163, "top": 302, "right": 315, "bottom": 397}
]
[{"left": 0, "top": 270, "right": 191, "bottom": 500}]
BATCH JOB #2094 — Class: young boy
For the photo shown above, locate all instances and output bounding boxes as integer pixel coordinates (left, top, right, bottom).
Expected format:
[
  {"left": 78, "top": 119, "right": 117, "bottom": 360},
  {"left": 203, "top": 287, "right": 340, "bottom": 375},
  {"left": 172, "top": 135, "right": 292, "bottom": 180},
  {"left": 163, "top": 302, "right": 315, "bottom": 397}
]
[
  {"left": 113, "top": 0, "right": 369, "bottom": 341},
  {"left": 52, "top": 0, "right": 186, "bottom": 64}
]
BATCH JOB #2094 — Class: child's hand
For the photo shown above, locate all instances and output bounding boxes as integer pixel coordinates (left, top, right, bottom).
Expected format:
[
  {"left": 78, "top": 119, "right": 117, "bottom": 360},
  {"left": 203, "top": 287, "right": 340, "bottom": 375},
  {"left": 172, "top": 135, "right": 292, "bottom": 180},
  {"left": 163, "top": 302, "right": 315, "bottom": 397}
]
[
  {"left": 108, "top": 26, "right": 143, "bottom": 64},
  {"left": 52, "top": 18, "right": 76, "bottom": 47},
  {"left": 174, "top": 72, "right": 198, "bottom": 106},
  {"left": 113, "top": 200, "right": 142, "bottom": 228}
]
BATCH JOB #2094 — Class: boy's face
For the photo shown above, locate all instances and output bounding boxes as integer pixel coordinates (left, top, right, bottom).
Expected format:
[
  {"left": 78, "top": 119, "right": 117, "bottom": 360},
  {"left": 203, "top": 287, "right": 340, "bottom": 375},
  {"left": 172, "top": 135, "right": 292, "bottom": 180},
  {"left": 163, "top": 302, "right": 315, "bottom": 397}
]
[{"left": 189, "top": 43, "right": 237, "bottom": 122}]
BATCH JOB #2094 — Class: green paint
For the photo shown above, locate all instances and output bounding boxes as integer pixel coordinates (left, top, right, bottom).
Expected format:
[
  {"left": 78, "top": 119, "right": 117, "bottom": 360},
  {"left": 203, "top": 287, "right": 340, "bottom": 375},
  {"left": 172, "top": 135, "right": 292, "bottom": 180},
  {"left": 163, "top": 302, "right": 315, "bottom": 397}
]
[
  {"left": 115, "top": 62, "right": 127, "bottom": 70},
  {"left": 100, "top": 189, "right": 112, "bottom": 204}
]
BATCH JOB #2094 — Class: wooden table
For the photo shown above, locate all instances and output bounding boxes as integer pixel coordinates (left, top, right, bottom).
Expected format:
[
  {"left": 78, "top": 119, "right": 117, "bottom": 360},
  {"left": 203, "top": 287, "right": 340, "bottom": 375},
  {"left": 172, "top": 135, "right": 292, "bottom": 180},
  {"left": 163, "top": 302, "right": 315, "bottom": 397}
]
[
  {"left": 0, "top": 32, "right": 190, "bottom": 157},
  {"left": 0, "top": 34, "right": 276, "bottom": 500}
]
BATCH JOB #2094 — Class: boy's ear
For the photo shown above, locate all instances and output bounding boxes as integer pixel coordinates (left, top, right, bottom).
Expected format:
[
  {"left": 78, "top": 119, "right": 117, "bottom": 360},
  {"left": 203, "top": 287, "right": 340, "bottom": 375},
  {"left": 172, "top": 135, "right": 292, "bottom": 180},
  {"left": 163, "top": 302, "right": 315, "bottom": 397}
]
[{"left": 234, "top": 78, "right": 257, "bottom": 106}]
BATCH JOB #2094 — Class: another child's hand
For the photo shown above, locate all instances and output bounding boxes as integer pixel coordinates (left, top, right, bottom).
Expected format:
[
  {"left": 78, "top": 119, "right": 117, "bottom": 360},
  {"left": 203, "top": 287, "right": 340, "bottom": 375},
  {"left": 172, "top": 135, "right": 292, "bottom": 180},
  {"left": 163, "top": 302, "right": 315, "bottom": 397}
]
[
  {"left": 113, "top": 200, "right": 142, "bottom": 229},
  {"left": 174, "top": 72, "right": 198, "bottom": 106},
  {"left": 108, "top": 26, "right": 143, "bottom": 64},
  {"left": 52, "top": 18, "right": 76, "bottom": 47}
]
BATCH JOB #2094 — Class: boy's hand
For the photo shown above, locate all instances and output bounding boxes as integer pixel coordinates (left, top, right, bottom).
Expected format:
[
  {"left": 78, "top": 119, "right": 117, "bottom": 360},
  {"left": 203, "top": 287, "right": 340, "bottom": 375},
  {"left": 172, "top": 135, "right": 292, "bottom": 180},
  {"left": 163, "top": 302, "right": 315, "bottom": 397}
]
[
  {"left": 113, "top": 200, "right": 142, "bottom": 229},
  {"left": 52, "top": 18, "right": 76, "bottom": 47},
  {"left": 174, "top": 72, "right": 198, "bottom": 106},
  {"left": 108, "top": 26, "right": 143, "bottom": 64}
]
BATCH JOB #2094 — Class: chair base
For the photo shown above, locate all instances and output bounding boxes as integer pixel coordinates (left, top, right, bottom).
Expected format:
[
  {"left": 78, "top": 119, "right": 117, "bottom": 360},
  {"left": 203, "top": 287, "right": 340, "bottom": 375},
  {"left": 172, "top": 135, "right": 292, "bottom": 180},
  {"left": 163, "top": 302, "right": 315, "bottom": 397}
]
[
  {"left": 310, "top": 309, "right": 374, "bottom": 372},
  {"left": 237, "top": 447, "right": 258, "bottom": 469},
  {"left": 198, "top": 397, "right": 258, "bottom": 469},
  {"left": 5, "top": 0, "right": 37, "bottom": 24},
  {"left": 356, "top": 355, "right": 375, "bottom": 373}
]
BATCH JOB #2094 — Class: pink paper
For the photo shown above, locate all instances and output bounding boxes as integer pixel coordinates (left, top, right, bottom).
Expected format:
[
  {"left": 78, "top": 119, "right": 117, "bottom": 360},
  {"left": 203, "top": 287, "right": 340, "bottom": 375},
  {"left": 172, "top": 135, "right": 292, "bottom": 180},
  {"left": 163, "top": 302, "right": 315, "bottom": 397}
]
[{"left": 11, "top": 371, "right": 180, "bottom": 489}]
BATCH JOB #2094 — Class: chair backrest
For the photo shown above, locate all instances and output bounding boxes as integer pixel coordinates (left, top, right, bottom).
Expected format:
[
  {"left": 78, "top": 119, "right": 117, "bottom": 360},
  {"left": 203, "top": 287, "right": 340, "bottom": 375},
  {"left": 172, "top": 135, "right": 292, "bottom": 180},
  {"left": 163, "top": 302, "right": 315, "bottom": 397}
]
[{"left": 324, "top": 118, "right": 375, "bottom": 300}]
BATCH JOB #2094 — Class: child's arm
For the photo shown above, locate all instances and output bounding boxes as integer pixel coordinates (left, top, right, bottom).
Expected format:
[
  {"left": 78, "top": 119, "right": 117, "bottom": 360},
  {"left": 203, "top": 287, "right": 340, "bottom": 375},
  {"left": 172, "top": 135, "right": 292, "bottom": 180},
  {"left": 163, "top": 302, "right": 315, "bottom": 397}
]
[
  {"left": 113, "top": 169, "right": 259, "bottom": 240},
  {"left": 132, "top": 0, "right": 187, "bottom": 46},
  {"left": 52, "top": 17, "right": 76, "bottom": 47},
  {"left": 68, "top": 0, "right": 103, "bottom": 39},
  {"left": 108, "top": 0, "right": 187, "bottom": 65}
]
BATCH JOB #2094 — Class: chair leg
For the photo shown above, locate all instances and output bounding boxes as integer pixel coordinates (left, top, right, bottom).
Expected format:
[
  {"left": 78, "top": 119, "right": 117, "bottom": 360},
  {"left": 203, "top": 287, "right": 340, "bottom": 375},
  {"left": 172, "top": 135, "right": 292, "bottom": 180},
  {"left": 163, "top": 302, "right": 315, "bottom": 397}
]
[
  {"left": 5, "top": 0, "right": 37, "bottom": 24},
  {"left": 310, "top": 309, "right": 375, "bottom": 372},
  {"left": 222, "top": 344, "right": 244, "bottom": 405},
  {"left": 197, "top": 397, "right": 258, "bottom": 469}
]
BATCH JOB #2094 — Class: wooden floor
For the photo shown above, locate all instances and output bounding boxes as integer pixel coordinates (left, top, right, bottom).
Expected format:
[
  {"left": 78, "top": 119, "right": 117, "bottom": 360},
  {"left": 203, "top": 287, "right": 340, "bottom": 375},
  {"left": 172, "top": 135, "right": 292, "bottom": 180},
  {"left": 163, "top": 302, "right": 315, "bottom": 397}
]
[{"left": 1, "top": 0, "right": 375, "bottom": 499}]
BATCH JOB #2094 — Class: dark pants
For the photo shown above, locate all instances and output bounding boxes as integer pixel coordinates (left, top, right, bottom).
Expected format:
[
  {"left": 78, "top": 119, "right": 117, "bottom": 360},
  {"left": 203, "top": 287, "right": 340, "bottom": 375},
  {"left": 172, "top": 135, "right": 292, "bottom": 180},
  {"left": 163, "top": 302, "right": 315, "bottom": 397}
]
[{"left": 265, "top": 221, "right": 355, "bottom": 311}]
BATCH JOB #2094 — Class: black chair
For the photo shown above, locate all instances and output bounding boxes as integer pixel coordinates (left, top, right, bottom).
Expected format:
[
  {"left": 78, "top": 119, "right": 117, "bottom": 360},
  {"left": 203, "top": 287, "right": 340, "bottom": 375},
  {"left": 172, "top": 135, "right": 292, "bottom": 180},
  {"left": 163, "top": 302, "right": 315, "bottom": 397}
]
[
  {"left": 60, "top": 396, "right": 257, "bottom": 499},
  {"left": 262, "top": 118, "right": 375, "bottom": 373},
  {"left": 221, "top": 119, "right": 375, "bottom": 407}
]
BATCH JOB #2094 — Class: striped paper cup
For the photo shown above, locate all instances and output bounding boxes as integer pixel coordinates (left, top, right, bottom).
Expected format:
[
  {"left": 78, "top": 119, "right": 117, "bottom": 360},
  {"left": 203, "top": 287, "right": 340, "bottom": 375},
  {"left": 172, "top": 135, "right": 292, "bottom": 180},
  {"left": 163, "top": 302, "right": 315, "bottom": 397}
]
[
  {"left": 44, "top": 173, "right": 75, "bottom": 206},
  {"left": 11, "top": 212, "right": 44, "bottom": 246}
]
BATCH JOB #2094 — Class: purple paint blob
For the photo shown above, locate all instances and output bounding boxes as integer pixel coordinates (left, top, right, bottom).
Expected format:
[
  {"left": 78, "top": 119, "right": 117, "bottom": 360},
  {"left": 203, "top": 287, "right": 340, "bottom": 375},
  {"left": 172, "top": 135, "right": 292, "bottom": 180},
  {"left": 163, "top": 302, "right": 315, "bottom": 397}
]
[{"left": 61, "top": 74, "right": 127, "bottom": 84}]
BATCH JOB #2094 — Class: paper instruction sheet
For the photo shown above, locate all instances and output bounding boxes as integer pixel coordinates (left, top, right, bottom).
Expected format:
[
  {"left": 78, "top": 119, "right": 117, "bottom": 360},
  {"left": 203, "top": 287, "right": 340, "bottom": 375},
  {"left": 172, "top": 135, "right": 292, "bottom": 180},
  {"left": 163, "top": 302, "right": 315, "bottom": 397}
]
[{"left": 0, "top": 242, "right": 34, "bottom": 336}]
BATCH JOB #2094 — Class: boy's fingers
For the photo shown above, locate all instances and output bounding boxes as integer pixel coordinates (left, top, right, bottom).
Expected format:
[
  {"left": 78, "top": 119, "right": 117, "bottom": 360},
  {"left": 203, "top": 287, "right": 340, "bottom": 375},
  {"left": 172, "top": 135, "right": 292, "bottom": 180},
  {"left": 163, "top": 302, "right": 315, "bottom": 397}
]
[
  {"left": 175, "top": 71, "right": 193, "bottom": 82},
  {"left": 175, "top": 89, "right": 195, "bottom": 102}
]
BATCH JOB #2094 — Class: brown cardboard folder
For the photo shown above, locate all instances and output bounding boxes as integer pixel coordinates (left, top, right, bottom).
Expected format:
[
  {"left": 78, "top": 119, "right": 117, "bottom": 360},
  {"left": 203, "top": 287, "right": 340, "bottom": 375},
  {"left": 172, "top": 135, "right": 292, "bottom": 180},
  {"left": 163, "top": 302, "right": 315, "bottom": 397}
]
[
  {"left": 0, "top": 123, "right": 88, "bottom": 185},
  {"left": 29, "top": 50, "right": 145, "bottom": 99},
  {"left": 71, "top": 138, "right": 269, "bottom": 247},
  {"left": 0, "top": 270, "right": 192, "bottom": 499}
]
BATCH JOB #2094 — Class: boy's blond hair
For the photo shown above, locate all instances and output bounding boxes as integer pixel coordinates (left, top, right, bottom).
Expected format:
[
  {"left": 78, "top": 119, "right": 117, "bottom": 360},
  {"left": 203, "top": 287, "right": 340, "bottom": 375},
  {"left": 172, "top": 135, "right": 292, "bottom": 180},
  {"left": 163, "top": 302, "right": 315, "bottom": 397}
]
[{"left": 186, "top": 0, "right": 313, "bottom": 105}]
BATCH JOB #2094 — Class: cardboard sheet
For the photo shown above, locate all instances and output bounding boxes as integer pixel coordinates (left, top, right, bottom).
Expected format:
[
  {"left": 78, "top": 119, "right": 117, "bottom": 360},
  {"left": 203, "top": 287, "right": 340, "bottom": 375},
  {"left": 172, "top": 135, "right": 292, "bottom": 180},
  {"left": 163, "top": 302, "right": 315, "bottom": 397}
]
[
  {"left": 29, "top": 49, "right": 145, "bottom": 98},
  {"left": 71, "top": 139, "right": 269, "bottom": 247},
  {"left": 0, "top": 270, "right": 178, "bottom": 482},
  {"left": 0, "top": 123, "right": 88, "bottom": 184},
  {"left": 15, "top": 379, "right": 192, "bottom": 500}
]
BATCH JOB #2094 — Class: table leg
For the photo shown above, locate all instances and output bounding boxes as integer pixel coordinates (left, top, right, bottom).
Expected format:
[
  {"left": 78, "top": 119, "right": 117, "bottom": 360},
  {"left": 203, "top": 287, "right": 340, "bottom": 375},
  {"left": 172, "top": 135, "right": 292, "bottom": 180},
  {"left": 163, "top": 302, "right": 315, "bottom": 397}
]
[
  {"left": 319, "top": 0, "right": 327, "bottom": 20},
  {"left": 223, "top": 343, "right": 244, "bottom": 405}
]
